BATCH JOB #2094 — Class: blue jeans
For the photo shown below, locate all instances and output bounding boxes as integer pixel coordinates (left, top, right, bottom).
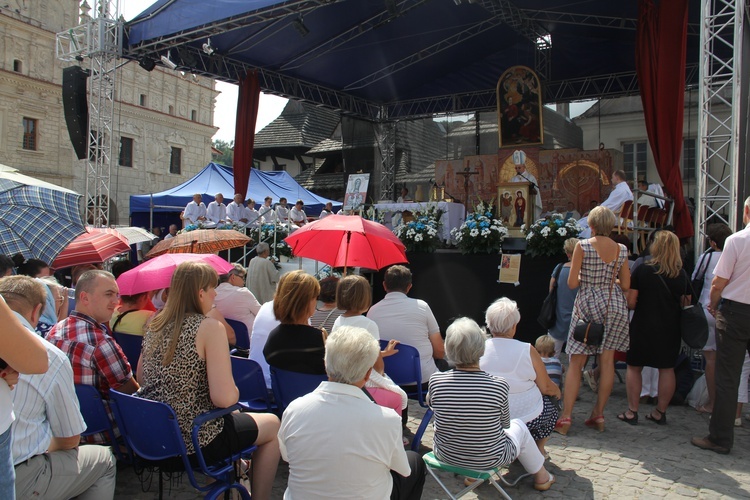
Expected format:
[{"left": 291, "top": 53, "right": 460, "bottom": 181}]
[{"left": 0, "top": 426, "right": 15, "bottom": 499}]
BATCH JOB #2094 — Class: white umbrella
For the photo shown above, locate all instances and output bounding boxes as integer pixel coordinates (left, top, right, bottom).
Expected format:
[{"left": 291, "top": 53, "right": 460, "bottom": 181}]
[{"left": 94, "top": 226, "right": 157, "bottom": 245}]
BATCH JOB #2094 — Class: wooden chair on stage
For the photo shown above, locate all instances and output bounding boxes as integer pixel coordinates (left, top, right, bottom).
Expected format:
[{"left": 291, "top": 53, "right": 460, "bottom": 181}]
[{"left": 616, "top": 200, "right": 634, "bottom": 235}]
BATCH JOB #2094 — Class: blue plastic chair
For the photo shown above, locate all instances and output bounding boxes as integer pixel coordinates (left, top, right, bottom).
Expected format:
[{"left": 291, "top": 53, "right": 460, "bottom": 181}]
[
  {"left": 112, "top": 331, "right": 143, "bottom": 376},
  {"left": 270, "top": 367, "right": 327, "bottom": 413},
  {"left": 231, "top": 356, "right": 276, "bottom": 414},
  {"left": 226, "top": 319, "right": 250, "bottom": 350},
  {"left": 379, "top": 340, "right": 428, "bottom": 408},
  {"left": 109, "top": 389, "right": 256, "bottom": 500},
  {"left": 74, "top": 384, "right": 126, "bottom": 461}
]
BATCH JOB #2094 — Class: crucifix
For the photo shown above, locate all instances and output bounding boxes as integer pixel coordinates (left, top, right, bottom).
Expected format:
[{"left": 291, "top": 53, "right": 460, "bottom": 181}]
[{"left": 456, "top": 167, "right": 478, "bottom": 211}]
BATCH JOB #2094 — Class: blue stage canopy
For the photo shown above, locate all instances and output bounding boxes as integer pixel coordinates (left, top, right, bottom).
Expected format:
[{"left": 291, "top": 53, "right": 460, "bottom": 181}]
[{"left": 130, "top": 162, "right": 341, "bottom": 216}]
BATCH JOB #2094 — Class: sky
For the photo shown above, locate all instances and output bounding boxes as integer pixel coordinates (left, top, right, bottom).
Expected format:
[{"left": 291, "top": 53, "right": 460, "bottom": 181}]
[{"left": 121, "top": 1, "right": 593, "bottom": 142}]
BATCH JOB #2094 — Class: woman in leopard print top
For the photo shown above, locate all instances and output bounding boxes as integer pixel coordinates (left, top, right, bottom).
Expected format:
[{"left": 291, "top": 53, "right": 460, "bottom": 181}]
[{"left": 137, "top": 261, "right": 280, "bottom": 499}]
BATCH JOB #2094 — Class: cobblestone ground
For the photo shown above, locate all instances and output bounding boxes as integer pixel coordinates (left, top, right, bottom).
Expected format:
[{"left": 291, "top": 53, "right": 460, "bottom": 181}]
[{"left": 114, "top": 375, "right": 750, "bottom": 499}]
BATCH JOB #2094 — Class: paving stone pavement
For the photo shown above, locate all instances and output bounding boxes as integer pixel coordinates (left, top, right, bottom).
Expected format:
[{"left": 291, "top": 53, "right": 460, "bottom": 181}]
[{"left": 113, "top": 376, "right": 750, "bottom": 499}]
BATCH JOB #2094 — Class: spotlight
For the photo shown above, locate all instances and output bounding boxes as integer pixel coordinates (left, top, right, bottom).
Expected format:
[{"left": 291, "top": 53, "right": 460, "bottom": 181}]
[
  {"left": 138, "top": 57, "right": 156, "bottom": 72},
  {"left": 292, "top": 16, "right": 310, "bottom": 37},
  {"left": 202, "top": 38, "right": 215, "bottom": 55},
  {"left": 160, "top": 51, "right": 177, "bottom": 70}
]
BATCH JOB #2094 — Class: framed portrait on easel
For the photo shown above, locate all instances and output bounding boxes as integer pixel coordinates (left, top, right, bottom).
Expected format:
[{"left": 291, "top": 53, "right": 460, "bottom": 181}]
[
  {"left": 496, "top": 65, "right": 544, "bottom": 148},
  {"left": 497, "top": 182, "right": 533, "bottom": 238}
]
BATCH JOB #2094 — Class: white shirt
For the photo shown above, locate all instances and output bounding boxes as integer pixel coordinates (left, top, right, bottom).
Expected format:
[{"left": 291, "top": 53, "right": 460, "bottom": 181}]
[
  {"left": 333, "top": 315, "right": 379, "bottom": 340},
  {"left": 164, "top": 232, "right": 176, "bottom": 240},
  {"left": 276, "top": 205, "right": 290, "bottom": 223},
  {"left": 0, "top": 381, "right": 12, "bottom": 435},
  {"left": 289, "top": 207, "right": 307, "bottom": 225},
  {"left": 319, "top": 209, "right": 332, "bottom": 220},
  {"left": 601, "top": 181, "right": 633, "bottom": 214},
  {"left": 206, "top": 201, "right": 227, "bottom": 223},
  {"left": 510, "top": 170, "right": 542, "bottom": 219},
  {"left": 243, "top": 206, "right": 261, "bottom": 227},
  {"left": 226, "top": 201, "right": 245, "bottom": 222},
  {"left": 249, "top": 301, "right": 280, "bottom": 389},
  {"left": 214, "top": 282, "right": 262, "bottom": 336},
  {"left": 479, "top": 337, "right": 543, "bottom": 423},
  {"left": 259, "top": 205, "right": 276, "bottom": 223},
  {"left": 279, "top": 381, "right": 411, "bottom": 499},
  {"left": 713, "top": 224, "right": 750, "bottom": 304},
  {"left": 183, "top": 201, "right": 206, "bottom": 224},
  {"left": 11, "top": 314, "right": 85, "bottom": 464},
  {"left": 367, "top": 292, "right": 441, "bottom": 381}
]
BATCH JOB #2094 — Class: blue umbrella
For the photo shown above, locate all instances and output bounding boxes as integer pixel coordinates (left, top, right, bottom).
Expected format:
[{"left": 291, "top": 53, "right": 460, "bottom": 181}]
[{"left": 0, "top": 165, "right": 86, "bottom": 265}]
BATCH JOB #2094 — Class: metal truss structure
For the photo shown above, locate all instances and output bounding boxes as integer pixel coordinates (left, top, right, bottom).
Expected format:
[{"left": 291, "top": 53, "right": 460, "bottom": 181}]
[
  {"left": 696, "top": 0, "right": 748, "bottom": 256},
  {"left": 56, "top": 1, "right": 121, "bottom": 227}
]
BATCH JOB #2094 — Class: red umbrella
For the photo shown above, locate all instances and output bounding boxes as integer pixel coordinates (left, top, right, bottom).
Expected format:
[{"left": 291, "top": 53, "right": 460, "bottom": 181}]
[
  {"left": 284, "top": 215, "right": 407, "bottom": 273},
  {"left": 116, "top": 253, "right": 234, "bottom": 295},
  {"left": 52, "top": 227, "right": 130, "bottom": 269}
]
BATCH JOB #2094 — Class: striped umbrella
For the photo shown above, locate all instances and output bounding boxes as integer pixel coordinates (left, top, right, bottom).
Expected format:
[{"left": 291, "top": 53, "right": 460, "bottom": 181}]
[
  {"left": 0, "top": 165, "right": 86, "bottom": 265},
  {"left": 52, "top": 228, "right": 131, "bottom": 269},
  {"left": 146, "top": 229, "right": 251, "bottom": 258}
]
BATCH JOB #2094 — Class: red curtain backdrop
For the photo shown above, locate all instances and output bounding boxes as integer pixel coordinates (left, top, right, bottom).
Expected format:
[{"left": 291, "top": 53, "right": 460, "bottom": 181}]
[
  {"left": 233, "top": 71, "right": 261, "bottom": 199},
  {"left": 636, "top": 0, "right": 693, "bottom": 239}
]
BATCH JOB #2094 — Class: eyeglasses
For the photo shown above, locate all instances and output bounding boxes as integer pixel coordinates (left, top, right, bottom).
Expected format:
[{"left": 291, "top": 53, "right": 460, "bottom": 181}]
[{"left": 231, "top": 272, "right": 247, "bottom": 280}]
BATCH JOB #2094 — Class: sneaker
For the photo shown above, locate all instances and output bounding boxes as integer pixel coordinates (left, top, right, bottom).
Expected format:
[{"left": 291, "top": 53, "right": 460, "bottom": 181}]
[{"left": 583, "top": 370, "right": 598, "bottom": 392}]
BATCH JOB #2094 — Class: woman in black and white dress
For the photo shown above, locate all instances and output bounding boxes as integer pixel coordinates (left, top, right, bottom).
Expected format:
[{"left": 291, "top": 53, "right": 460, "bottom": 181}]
[{"left": 428, "top": 317, "right": 555, "bottom": 492}]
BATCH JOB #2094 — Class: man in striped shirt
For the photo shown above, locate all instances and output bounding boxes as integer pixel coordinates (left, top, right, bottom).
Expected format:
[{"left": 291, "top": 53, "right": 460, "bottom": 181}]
[{"left": 2, "top": 276, "right": 116, "bottom": 498}]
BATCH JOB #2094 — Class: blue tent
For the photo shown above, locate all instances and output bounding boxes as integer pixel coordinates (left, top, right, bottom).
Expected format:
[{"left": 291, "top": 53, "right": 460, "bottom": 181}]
[{"left": 130, "top": 162, "right": 341, "bottom": 216}]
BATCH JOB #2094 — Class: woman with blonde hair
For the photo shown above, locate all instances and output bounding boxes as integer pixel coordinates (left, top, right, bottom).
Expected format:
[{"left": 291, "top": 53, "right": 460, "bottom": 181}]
[
  {"left": 137, "top": 261, "right": 280, "bottom": 499},
  {"left": 556, "top": 206, "right": 630, "bottom": 435},
  {"left": 263, "top": 270, "right": 326, "bottom": 375},
  {"left": 618, "top": 231, "right": 688, "bottom": 426}
]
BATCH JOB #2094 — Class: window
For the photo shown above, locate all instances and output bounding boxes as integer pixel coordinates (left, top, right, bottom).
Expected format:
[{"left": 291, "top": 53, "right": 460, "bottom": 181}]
[
  {"left": 22, "top": 117, "right": 37, "bottom": 150},
  {"left": 13, "top": 60, "right": 22, "bottom": 73},
  {"left": 682, "top": 138, "right": 697, "bottom": 181},
  {"left": 168, "top": 105, "right": 174, "bottom": 115},
  {"left": 119, "top": 137, "right": 133, "bottom": 167},
  {"left": 191, "top": 110, "right": 197, "bottom": 121},
  {"left": 169, "top": 146, "right": 181, "bottom": 174},
  {"left": 139, "top": 94, "right": 147, "bottom": 106},
  {"left": 622, "top": 141, "right": 647, "bottom": 182}
]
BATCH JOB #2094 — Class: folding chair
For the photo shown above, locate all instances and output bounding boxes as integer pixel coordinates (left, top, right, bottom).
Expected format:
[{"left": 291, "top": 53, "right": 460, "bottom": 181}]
[
  {"left": 74, "top": 384, "right": 126, "bottom": 461},
  {"left": 109, "top": 389, "right": 256, "bottom": 500},
  {"left": 270, "top": 367, "right": 327, "bottom": 413},
  {"left": 112, "top": 331, "right": 143, "bottom": 375},
  {"left": 379, "top": 340, "right": 428, "bottom": 408},
  {"left": 231, "top": 356, "right": 276, "bottom": 414}
]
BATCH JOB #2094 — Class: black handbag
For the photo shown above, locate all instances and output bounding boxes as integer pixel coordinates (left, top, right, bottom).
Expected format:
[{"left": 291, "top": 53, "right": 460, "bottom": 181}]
[
  {"left": 537, "top": 263, "right": 564, "bottom": 329},
  {"left": 657, "top": 272, "right": 709, "bottom": 349},
  {"left": 690, "top": 249, "right": 713, "bottom": 299},
  {"left": 572, "top": 254, "right": 619, "bottom": 347}
]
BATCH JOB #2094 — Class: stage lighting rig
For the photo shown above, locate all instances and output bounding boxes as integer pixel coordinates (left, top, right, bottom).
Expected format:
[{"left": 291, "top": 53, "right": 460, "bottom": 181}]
[
  {"left": 293, "top": 16, "right": 310, "bottom": 37},
  {"left": 202, "top": 38, "right": 215, "bottom": 56},
  {"left": 138, "top": 57, "right": 156, "bottom": 72},
  {"left": 160, "top": 51, "right": 177, "bottom": 70}
]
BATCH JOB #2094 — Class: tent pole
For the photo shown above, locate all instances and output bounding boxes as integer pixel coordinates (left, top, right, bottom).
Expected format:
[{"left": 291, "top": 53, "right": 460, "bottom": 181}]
[
  {"left": 150, "top": 193, "right": 153, "bottom": 231},
  {"left": 343, "top": 231, "right": 351, "bottom": 276}
]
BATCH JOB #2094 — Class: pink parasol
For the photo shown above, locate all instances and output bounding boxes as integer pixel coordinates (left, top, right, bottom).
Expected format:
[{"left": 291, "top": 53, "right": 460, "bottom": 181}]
[
  {"left": 116, "top": 253, "right": 234, "bottom": 295},
  {"left": 52, "top": 227, "right": 130, "bottom": 269},
  {"left": 284, "top": 214, "right": 407, "bottom": 273}
]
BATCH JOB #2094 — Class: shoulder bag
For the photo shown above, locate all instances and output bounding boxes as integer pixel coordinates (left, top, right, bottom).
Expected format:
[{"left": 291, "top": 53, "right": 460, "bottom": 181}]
[
  {"left": 657, "top": 271, "right": 709, "bottom": 349},
  {"left": 690, "top": 249, "right": 713, "bottom": 299},
  {"left": 537, "top": 263, "right": 564, "bottom": 329},
  {"left": 572, "top": 252, "right": 619, "bottom": 347}
]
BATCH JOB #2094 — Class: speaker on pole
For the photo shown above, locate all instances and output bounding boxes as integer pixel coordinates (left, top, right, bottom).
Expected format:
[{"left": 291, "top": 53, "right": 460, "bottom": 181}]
[{"left": 62, "top": 66, "right": 90, "bottom": 160}]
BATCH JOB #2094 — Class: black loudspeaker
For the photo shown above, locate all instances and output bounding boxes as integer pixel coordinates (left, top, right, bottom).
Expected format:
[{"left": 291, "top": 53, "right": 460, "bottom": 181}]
[{"left": 62, "top": 66, "right": 90, "bottom": 160}]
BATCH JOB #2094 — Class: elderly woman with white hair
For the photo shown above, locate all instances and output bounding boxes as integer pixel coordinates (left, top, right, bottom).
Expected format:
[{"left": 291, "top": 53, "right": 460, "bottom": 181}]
[
  {"left": 480, "top": 298, "right": 561, "bottom": 458},
  {"left": 428, "top": 317, "right": 555, "bottom": 491}
]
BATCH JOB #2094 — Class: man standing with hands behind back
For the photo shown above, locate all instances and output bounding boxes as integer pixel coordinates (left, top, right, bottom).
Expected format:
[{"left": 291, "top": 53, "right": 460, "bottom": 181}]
[{"left": 692, "top": 196, "right": 750, "bottom": 455}]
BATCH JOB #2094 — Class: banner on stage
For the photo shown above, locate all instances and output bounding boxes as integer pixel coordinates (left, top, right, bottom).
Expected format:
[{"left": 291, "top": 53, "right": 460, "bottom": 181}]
[
  {"left": 343, "top": 173, "right": 370, "bottom": 211},
  {"left": 498, "top": 253, "right": 521, "bottom": 285}
]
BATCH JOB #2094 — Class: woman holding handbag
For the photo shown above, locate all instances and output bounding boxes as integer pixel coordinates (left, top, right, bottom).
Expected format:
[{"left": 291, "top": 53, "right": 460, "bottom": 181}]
[
  {"left": 555, "top": 206, "right": 630, "bottom": 435},
  {"left": 618, "top": 231, "right": 686, "bottom": 426}
]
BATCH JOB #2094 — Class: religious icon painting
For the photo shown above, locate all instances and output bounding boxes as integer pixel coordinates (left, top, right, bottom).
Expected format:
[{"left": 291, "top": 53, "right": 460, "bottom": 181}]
[
  {"left": 497, "top": 182, "right": 532, "bottom": 238},
  {"left": 496, "top": 65, "right": 544, "bottom": 148}
]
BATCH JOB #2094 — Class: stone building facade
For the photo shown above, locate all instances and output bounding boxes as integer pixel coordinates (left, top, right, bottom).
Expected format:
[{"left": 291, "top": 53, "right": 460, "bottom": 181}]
[{"left": 0, "top": 1, "right": 218, "bottom": 224}]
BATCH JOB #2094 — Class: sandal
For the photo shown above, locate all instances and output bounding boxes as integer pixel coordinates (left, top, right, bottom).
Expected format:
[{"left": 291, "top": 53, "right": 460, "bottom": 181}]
[
  {"left": 554, "top": 417, "right": 571, "bottom": 435},
  {"left": 617, "top": 409, "right": 638, "bottom": 425},
  {"left": 534, "top": 473, "right": 556, "bottom": 491},
  {"left": 695, "top": 404, "right": 712, "bottom": 414},
  {"left": 645, "top": 408, "right": 667, "bottom": 425},
  {"left": 584, "top": 415, "right": 605, "bottom": 432}
]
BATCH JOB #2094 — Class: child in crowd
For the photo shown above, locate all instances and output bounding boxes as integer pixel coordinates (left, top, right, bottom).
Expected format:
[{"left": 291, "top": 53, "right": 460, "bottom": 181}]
[{"left": 536, "top": 334, "right": 563, "bottom": 389}]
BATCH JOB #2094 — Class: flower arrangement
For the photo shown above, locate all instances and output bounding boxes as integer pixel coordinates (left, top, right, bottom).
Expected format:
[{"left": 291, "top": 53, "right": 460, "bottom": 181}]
[
  {"left": 450, "top": 200, "right": 508, "bottom": 254},
  {"left": 259, "top": 223, "right": 294, "bottom": 258},
  {"left": 523, "top": 213, "right": 582, "bottom": 257},
  {"left": 180, "top": 224, "right": 199, "bottom": 233},
  {"left": 392, "top": 207, "right": 443, "bottom": 253}
]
